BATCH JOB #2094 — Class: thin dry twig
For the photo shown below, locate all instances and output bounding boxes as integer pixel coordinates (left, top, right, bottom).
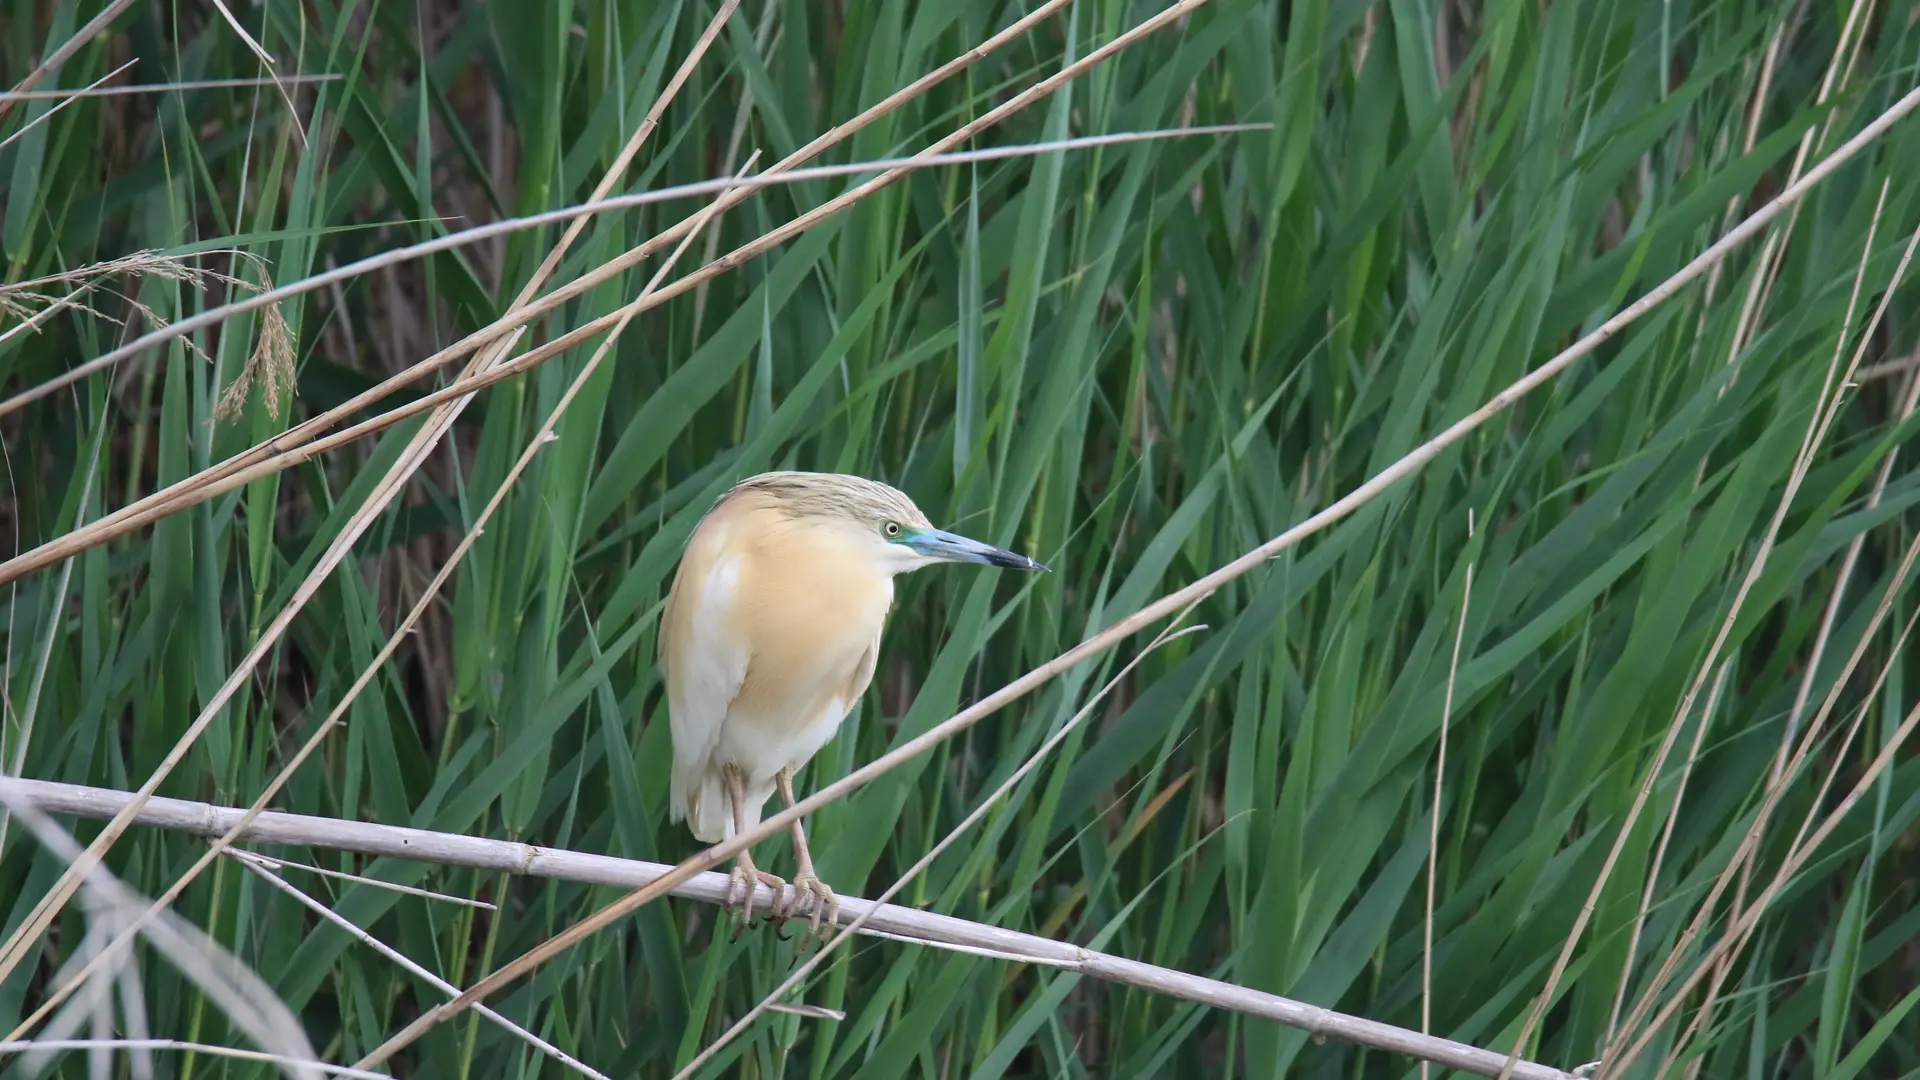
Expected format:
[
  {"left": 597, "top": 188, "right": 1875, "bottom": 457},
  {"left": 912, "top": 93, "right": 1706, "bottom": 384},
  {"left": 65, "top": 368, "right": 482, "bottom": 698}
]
[
  {"left": 232, "top": 851, "right": 496, "bottom": 909},
  {"left": 204, "top": 0, "right": 309, "bottom": 149},
  {"left": 1599, "top": 514, "right": 1920, "bottom": 1076},
  {"left": 355, "top": 73, "right": 1920, "bottom": 1073},
  {"left": 0, "top": 788, "right": 326, "bottom": 1080},
  {"left": 1425, "top": 518, "right": 1474, "bottom": 1080},
  {"left": 1601, "top": 659, "right": 1729, "bottom": 1044},
  {"left": 1716, "top": 0, "right": 1866, "bottom": 391},
  {"left": 227, "top": 852, "right": 609, "bottom": 1080},
  {"left": 0, "top": 58, "right": 137, "bottom": 153},
  {"left": 0, "top": 0, "right": 139, "bottom": 122},
  {"left": 0, "top": 1041, "right": 387, "bottom": 1080},
  {"left": 5, "top": 777, "right": 1577, "bottom": 1080},
  {"left": 1605, "top": 673, "right": 1920, "bottom": 1078},
  {"left": 1662, "top": 209, "right": 1920, "bottom": 1076},
  {"left": 0, "top": 74, "right": 342, "bottom": 101}
]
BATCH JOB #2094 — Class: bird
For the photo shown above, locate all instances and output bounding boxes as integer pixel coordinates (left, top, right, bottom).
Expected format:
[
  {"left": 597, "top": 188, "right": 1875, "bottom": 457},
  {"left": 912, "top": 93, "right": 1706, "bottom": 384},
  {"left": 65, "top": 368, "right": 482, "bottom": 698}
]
[{"left": 658, "top": 471, "right": 1048, "bottom": 937}]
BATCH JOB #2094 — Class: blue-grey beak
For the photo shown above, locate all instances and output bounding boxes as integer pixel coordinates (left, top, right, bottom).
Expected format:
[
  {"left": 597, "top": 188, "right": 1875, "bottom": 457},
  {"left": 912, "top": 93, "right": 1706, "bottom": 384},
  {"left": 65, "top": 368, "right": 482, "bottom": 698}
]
[{"left": 903, "top": 528, "right": 1049, "bottom": 572}]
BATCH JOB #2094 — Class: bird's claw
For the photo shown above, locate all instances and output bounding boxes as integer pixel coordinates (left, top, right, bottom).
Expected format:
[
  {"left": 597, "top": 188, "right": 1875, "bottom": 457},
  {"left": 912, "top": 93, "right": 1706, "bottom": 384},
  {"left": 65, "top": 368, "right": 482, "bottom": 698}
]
[
  {"left": 789, "top": 873, "right": 838, "bottom": 947},
  {"left": 725, "top": 866, "right": 788, "bottom": 938}
]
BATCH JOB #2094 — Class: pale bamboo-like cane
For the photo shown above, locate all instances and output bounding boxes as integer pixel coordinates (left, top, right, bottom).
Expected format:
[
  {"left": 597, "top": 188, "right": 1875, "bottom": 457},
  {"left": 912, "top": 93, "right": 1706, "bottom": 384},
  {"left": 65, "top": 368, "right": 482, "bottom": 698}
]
[{"left": 3, "top": 777, "right": 1577, "bottom": 1080}]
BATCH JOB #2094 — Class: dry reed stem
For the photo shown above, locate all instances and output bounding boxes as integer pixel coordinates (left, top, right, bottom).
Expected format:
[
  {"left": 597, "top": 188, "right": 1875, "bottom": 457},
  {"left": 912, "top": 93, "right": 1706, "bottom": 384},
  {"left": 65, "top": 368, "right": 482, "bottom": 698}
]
[
  {"left": 0, "top": 74, "right": 343, "bottom": 101},
  {"left": 236, "top": 851, "right": 495, "bottom": 909},
  {"left": 357, "top": 73, "right": 1920, "bottom": 1075},
  {"left": 0, "top": 0, "right": 744, "bottom": 1005},
  {"left": 0, "top": 57, "right": 136, "bottom": 153},
  {"left": 1424, "top": 536, "right": 1474, "bottom": 1080},
  {"left": 0, "top": 126, "right": 1230, "bottom": 423},
  {"left": 1601, "top": 659, "right": 1728, "bottom": 1044},
  {"left": 0, "top": 789, "right": 325, "bottom": 1079},
  {"left": 0, "top": 0, "right": 1084, "bottom": 577},
  {"left": 1693, "top": 0, "right": 1802, "bottom": 325},
  {"left": 1668, "top": 197, "right": 1920, "bottom": 1073},
  {"left": 1593, "top": 217, "right": 1920, "bottom": 1071},
  {"left": 228, "top": 852, "right": 609, "bottom": 1080},
  {"left": 203, "top": 0, "right": 308, "bottom": 149},
  {"left": 1, "top": 1040, "right": 388, "bottom": 1080},
  {"left": 1701, "top": 9, "right": 1879, "bottom": 1009},
  {"left": 1604, "top": 673, "right": 1920, "bottom": 1077},
  {"left": 0, "top": 0, "right": 139, "bottom": 121},
  {"left": 1717, "top": 0, "right": 1866, "bottom": 390},
  {"left": 1607, "top": 174, "right": 1896, "bottom": 1049},
  {"left": 1599, "top": 514, "right": 1920, "bottom": 1074},
  {"left": 3, "top": 778, "right": 1577, "bottom": 1080},
  {"left": 1497, "top": 177, "right": 1903, "bottom": 1080}
]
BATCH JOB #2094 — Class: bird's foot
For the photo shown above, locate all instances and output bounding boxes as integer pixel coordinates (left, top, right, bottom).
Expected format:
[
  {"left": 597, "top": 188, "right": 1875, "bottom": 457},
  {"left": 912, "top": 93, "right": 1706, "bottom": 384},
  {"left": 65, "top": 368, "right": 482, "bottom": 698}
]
[
  {"left": 725, "top": 866, "right": 788, "bottom": 938},
  {"left": 788, "top": 873, "right": 839, "bottom": 946}
]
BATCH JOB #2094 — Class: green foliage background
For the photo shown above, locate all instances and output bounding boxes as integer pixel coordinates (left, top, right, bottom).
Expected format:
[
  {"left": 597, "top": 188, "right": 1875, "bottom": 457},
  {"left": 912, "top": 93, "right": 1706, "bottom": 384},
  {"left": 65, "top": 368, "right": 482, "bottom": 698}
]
[{"left": 4, "top": 0, "right": 1920, "bottom": 1076}]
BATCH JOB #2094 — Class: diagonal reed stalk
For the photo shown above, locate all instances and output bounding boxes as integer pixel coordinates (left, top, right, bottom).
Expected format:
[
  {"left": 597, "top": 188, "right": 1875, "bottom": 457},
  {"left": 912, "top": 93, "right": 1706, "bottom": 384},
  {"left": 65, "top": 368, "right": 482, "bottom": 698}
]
[
  {"left": 228, "top": 851, "right": 611, "bottom": 1080},
  {"left": 675, "top": 612, "right": 1212, "bottom": 1077},
  {"left": 0, "top": 0, "right": 139, "bottom": 121},
  {"left": 1604, "top": 663, "right": 1920, "bottom": 1077},
  {"left": 1424, "top": 535, "right": 1474, "bottom": 1080}
]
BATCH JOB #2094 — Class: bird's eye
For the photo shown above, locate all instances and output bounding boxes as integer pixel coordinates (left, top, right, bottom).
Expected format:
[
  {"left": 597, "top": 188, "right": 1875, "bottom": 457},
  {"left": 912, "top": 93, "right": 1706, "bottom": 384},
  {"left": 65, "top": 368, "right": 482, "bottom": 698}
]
[{"left": 883, "top": 521, "right": 902, "bottom": 538}]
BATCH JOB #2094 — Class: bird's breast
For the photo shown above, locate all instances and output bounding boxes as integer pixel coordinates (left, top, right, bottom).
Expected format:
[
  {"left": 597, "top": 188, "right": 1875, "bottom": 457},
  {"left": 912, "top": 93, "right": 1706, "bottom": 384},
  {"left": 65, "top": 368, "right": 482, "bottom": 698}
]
[{"left": 721, "top": 534, "right": 892, "bottom": 732}]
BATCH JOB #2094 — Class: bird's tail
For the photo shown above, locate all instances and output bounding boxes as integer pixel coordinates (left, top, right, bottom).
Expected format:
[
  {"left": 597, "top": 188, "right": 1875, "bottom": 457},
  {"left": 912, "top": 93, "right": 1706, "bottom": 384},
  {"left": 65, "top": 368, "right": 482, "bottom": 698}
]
[{"left": 671, "top": 760, "right": 737, "bottom": 844}]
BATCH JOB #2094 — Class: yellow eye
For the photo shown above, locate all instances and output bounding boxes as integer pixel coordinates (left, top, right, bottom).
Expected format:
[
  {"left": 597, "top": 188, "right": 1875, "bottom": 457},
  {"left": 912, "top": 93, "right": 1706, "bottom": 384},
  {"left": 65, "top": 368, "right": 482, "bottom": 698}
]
[{"left": 883, "top": 521, "right": 902, "bottom": 538}]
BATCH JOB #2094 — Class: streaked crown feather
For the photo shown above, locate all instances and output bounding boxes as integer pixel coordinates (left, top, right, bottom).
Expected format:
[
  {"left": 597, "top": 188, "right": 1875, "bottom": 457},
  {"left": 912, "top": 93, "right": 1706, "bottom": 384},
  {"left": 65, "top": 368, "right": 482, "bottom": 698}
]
[{"left": 717, "top": 471, "right": 932, "bottom": 530}]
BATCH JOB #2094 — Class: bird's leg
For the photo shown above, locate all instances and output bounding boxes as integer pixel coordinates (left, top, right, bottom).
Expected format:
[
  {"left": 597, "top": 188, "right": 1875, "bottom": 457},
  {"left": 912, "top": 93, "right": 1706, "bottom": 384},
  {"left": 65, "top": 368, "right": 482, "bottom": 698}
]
[
  {"left": 723, "top": 765, "right": 785, "bottom": 934},
  {"left": 777, "top": 767, "right": 838, "bottom": 942}
]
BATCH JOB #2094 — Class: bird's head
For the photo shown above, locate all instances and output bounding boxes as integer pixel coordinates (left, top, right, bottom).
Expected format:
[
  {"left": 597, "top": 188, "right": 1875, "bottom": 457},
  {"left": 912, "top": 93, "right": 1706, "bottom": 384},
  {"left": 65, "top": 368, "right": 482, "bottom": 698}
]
[{"left": 723, "top": 471, "right": 1050, "bottom": 577}]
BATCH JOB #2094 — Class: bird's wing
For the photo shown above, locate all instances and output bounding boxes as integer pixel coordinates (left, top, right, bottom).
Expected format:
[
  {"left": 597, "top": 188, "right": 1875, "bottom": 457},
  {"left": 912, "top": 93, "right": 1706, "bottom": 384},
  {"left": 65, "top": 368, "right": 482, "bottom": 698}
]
[
  {"left": 842, "top": 628, "right": 881, "bottom": 707},
  {"left": 662, "top": 532, "right": 750, "bottom": 827}
]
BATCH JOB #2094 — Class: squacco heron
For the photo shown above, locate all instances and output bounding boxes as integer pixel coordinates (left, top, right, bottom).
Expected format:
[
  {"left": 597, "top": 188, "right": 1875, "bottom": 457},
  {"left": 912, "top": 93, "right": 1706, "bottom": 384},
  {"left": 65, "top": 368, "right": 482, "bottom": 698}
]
[{"left": 660, "top": 471, "right": 1047, "bottom": 934}]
